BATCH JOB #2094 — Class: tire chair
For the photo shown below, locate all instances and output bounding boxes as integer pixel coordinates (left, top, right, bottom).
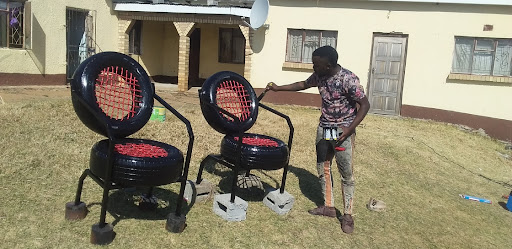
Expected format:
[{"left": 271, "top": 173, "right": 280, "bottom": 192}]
[
  {"left": 193, "top": 71, "right": 295, "bottom": 221},
  {"left": 64, "top": 52, "right": 194, "bottom": 245}
]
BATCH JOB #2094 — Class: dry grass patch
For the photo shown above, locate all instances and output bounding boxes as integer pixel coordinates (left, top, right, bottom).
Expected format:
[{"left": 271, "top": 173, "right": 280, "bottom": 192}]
[{"left": 0, "top": 91, "right": 511, "bottom": 248}]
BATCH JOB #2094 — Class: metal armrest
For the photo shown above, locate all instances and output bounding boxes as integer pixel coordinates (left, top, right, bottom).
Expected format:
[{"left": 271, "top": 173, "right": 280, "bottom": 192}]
[
  {"left": 258, "top": 103, "right": 294, "bottom": 151},
  {"left": 154, "top": 94, "right": 195, "bottom": 173}
]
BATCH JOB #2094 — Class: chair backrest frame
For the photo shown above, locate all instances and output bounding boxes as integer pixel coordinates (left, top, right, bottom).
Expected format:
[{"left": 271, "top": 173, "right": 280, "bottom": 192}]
[
  {"left": 199, "top": 71, "right": 259, "bottom": 135},
  {"left": 71, "top": 52, "right": 154, "bottom": 138}
]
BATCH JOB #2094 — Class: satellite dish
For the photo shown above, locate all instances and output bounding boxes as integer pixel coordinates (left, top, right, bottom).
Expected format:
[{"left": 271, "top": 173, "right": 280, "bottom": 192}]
[{"left": 244, "top": 0, "right": 269, "bottom": 30}]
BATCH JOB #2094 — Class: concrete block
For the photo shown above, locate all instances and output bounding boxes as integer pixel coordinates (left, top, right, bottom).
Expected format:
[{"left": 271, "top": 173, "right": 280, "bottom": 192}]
[
  {"left": 213, "top": 194, "right": 248, "bottom": 222},
  {"left": 263, "top": 188, "right": 294, "bottom": 215},
  {"left": 183, "top": 179, "right": 215, "bottom": 204}
]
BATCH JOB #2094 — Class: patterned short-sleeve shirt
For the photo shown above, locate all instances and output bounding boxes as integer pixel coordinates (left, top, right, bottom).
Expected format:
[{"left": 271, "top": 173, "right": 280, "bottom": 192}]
[{"left": 305, "top": 66, "right": 366, "bottom": 128}]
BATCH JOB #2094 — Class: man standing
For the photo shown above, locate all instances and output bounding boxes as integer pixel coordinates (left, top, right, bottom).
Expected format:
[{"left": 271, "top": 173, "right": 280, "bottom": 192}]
[{"left": 266, "top": 46, "right": 370, "bottom": 234}]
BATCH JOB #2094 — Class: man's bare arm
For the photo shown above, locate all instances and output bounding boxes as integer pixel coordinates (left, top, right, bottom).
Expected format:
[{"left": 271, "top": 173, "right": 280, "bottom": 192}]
[
  {"left": 266, "top": 81, "right": 308, "bottom": 92},
  {"left": 338, "top": 96, "right": 370, "bottom": 141}
]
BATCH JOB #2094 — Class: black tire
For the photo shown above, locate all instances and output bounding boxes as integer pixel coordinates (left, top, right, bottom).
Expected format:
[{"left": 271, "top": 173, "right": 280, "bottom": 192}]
[
  {"left": 71, "top": 52, "right": 154, "bottom": 138},
  {"left": 220, "top": 133, "right": 289, "bottom": 170},
  {"left": 90, "top": 139, "right": 184, "bottom": 186},
  {"left": 199, "top": 71, "right": 258, "bottom": 134}
]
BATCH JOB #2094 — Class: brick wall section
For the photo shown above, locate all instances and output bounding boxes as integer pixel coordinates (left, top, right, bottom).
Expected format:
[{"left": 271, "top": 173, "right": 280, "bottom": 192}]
[
  {"left": 239, "top": 25, "right": 252, "bottom": 83},
  {"left": 118, "top": 19, "right": 134, "bottom": 54},
  {"left": 174, "top": 22, "right": 196, "bottom": 91}
]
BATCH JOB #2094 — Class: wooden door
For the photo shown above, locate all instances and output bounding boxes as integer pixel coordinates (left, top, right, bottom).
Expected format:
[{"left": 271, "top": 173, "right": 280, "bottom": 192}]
[{"left": 368, "top": 35, "right": 407, "bottom": 115}]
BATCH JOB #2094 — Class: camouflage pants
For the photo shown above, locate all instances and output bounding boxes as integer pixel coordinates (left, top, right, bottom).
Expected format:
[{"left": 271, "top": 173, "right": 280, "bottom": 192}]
[{"left": 315, "top": 125, "right": 355, "bottom": 215}]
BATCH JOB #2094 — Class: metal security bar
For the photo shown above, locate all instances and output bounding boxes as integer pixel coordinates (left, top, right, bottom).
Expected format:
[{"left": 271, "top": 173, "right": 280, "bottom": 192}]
[
  {"left": 66, "top": 8, "right": 96, "bottom": 80},
  {"left": 0, "top": 0, "right": 24, "bottom": 48}
]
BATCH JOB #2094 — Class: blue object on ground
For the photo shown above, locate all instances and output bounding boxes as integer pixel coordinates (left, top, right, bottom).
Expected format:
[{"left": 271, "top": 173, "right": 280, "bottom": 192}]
[
  {"left": 459, "top": 194, "right": 492, "bottom": 204},
  {"left": 507, "top": 191, "right": 512, "bottom": 211}
]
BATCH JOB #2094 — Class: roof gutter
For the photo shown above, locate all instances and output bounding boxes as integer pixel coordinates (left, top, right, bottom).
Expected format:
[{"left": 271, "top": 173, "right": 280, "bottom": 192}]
[
  {"left": 113, "top": 3, "right": 251, "bottom": 17},
  {"left": 367, "top": 0, "right": 512, "bottom": 6}
]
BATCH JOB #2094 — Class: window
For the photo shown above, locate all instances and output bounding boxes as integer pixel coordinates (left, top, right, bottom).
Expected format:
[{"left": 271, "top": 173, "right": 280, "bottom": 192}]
[
  {"left": 0, "top": 0, "right": 25, "bottom": 48},
  {"left": 286, "top": 29, "right": 337, "bottom": 63},
  {"left": 452, "top": 37, "right": 512, "bottom": 77},
  {"left": 218, "top": 28, "right": 245, "bottom": 64},
  {"left": 129, "top": 20, "right": 142, "bottom": 55}
]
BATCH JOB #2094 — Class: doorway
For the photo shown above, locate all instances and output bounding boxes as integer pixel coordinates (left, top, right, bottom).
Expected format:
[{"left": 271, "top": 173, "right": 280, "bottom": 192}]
[
  {"left": 368, "top": 34, "right": 408, "bottom": 115},
  {"left": 188, "top": 28, "right": 201, "bottom": 87}
]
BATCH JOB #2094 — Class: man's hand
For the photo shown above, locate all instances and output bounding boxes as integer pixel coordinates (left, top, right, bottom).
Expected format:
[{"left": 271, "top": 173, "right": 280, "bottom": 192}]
[
  {"left": 266, "top": 82, "right": 277, "bottom": 91},
  {"left": 337, "top": 126, "right": 355, "bottom": 145}
]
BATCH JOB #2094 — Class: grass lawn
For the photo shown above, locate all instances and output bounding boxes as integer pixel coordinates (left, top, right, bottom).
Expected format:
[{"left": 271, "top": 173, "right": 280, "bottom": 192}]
[{"left": 0, "top": 87, "right": 511, "bottom": 248}]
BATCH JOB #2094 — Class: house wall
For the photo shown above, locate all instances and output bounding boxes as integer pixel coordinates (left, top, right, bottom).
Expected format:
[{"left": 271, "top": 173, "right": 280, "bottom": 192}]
[
  {"left": 0, "top": 0, "right": 119, "bottom": 85},
  {"left": 249, "top": 0, "right": 512, "bottom": 140},
  {"left": 132, "top": 22, "right": 245, "bottom": 81},
  {"left": 198, "top": 23, "right": 245, "bottom": 79},
  {"left": 137, "top": 20, "right": 165, "bottom": 76},
  {"left": 162, "top": 23, "right": 179, "bottom": 77}
]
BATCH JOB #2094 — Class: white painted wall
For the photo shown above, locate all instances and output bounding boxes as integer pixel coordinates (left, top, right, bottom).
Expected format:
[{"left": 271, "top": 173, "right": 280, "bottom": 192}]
[
  {"left": 0, "top": 0, "right": 119, "bottom": 75},
  {"left": 250, "top": 0, "right": 512, "bottom": 120}
]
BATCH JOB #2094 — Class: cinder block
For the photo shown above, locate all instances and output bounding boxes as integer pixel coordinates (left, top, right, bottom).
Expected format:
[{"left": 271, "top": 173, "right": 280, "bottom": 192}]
[
  {"left": 183, "top": 179, "right": 215, "bottom": 204},
  {"left": 263, "top": 188, "right": 294, "bottom": 215},
  {"left": 213, "top": 194, "right": 248, "bottom": 222}
]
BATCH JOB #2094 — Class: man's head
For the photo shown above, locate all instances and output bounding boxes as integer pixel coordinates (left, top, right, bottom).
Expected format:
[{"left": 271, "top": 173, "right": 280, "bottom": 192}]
[{"left": 312, "top": 46, "right": 338, "bottom": 77}]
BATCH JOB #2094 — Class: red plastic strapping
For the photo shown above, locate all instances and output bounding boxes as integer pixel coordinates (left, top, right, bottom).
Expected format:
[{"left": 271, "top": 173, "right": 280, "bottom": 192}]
[
  {"left": 115, "top": 143, "right": 168, "bottom": 158},
  {"left": 234, "top": 137, "right": 279, "bottom": 147},
  {"left": 216, "top": 80, "right": 252, "bottom": 122},
  {"left": 95, "top": 66, "right": 142, "bottom": 120}
]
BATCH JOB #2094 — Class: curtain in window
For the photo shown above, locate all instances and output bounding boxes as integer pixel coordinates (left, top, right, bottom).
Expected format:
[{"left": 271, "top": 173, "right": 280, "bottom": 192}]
[
  {"left": 219, "top": 29, "right": 232, "bottom": 62},
  {"left": 129, "top": 21, "right": 141, "bottom": 55},
  {"left": 232, "top": 35, "right": 245, "bottom": 63},
  {"left": 493, "top": 40, "right": 512, "bottom": 76},
  {"left": 78, "top": 32, "right": 87, "bottom": 63},
  {"left": 321, "top": 31, "right": 337, "bottom": 48},
  {"left": 303, "top": 31, "right": 320, "bottom": 63},
  {"left": 286, "top": 29, "right": 302, "bottom": 62},
  {"left": 472, "top": 39, "right": 494, "bottom": 75},
  {"left": 452, "top": 37, "right": 473, "bottom": 74}
]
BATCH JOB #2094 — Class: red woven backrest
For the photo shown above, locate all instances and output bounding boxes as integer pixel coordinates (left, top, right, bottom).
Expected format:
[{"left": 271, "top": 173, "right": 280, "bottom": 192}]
[
  {"left": 95, "top": 66, "right": 142, "bottom": 120},
  {"left": 216, "top": 80, "right": 252, "bottom": 122}
]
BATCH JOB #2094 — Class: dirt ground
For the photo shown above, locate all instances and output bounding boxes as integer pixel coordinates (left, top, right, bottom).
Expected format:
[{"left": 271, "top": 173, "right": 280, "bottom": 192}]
[{"left": 0, "top": 84, "right": 201, "bottom": 105}]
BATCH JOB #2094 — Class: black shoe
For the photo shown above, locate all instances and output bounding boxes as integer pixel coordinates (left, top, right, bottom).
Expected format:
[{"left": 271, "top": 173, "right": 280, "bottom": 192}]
[
  {"left": 340, "top": 214, "right": 354, "bottom": 234},
  {"left": 307, "top": 206, "right": 336, "bottom": 218}
]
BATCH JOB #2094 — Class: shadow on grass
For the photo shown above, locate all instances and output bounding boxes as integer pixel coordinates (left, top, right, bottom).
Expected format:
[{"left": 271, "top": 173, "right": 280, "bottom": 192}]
[
  {"left": 198, "top": 155, "right": 286, "bottom": 202},
  {"left": 498, "top": 201, "right": 511, "bottom": 212},
  {"left": 86, "top": 186, "right": 190, "bottom": 227},
  {"left": 288, "top": 165, "right": 323, "bottom": 207}
]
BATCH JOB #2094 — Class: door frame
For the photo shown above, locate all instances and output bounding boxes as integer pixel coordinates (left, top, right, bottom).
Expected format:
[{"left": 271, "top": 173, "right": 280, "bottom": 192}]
[{"left": 367, "top": 32, "right": 408, "bottom": 115}]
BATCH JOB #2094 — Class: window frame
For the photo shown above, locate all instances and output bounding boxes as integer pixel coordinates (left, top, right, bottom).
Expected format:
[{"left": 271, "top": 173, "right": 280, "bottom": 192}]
[
  {"left": 451, "top": 36, "right": 512, "bottom": 77},
  {"left": 218, "top": 27, "right": 245, "bottom": 64},
  {"left": 0, "top": 0, "right": 25, "bottom": 49},
  {"left": 285, "top": 28, "right": 338, "bottom": 64},
  {"left": 128, "top": 20, "right": 142, "bottom": 55}
]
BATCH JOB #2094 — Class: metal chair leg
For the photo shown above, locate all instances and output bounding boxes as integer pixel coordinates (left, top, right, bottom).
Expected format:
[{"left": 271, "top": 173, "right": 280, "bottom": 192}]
[{"left": 65, "top": 169, "right": 90, "bottom": 220}]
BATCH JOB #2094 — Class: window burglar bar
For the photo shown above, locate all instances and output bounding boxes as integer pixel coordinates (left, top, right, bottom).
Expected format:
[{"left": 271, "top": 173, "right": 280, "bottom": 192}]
[
  {"left": 0, "top": 0, "right": 24, "bottom": 48},
  {"left": 286, "top": 29, "right": 337, "bottom": 64},
  {"left": 452, "top": 37, "right": 512, "bottom": 77}
]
